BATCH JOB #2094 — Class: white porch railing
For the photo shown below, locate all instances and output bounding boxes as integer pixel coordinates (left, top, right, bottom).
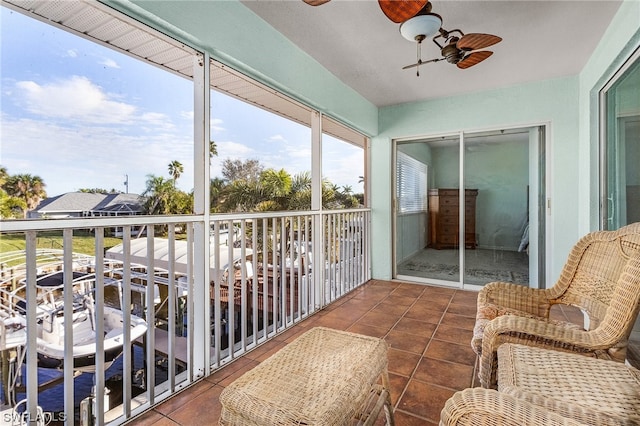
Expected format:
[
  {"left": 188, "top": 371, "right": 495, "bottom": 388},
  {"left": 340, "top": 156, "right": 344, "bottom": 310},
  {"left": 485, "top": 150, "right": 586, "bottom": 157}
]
[{"left": 0, "top": 208, "right": 370, "bottom": 425}]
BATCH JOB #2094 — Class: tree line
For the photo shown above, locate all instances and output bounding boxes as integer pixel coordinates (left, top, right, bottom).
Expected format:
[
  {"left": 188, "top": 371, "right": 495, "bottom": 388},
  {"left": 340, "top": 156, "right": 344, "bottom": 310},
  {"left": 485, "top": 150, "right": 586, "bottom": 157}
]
[
  {"left": 143, "top": 157, "right": 363, "bottom": 215},
  {"left": 0, "top": 166, "right": 46, "bottom": 219},
  {"left": 0, "top": 141, "right": 363, "bottom": 218}
]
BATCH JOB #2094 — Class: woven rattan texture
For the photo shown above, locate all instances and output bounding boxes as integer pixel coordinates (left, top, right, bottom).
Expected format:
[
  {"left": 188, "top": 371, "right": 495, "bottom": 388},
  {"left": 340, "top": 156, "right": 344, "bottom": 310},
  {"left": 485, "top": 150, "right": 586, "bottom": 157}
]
[
  {"left": 219, "top": 327, "right": 388, "bottom": 425},
  {"left": 472, "top": 222, "right": 640, "bottom": 388},
  {"left": 439, "top": 388, "right": 588, "bottom": 426},
  {"left": 497, "top": 344, "right": 640, "bottom": 425}
]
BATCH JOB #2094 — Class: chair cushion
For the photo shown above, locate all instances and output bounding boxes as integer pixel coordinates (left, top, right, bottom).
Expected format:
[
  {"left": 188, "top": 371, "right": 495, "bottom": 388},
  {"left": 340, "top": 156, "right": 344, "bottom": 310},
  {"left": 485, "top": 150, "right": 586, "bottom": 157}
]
[{"left": 497, "top": 343, "right": 640, "bottom": 424}]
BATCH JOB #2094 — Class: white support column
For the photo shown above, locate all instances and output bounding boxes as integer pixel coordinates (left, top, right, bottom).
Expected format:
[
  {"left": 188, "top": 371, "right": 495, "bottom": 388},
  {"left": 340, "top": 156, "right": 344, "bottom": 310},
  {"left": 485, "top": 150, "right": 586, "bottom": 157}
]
[
  {"left": 193, "top": 52, "right": 211, "bottom": 377},
  {"left": 459, "top": 131, "right": 465, "bottom": 289},
  {"left": 363, "top": 137, "right": 371, "bottom": 209},
  {"left": 364, "top": 138, "right": 372, "bottom": 282},
  {"left": 311, "top": 111, "right": 322, "bottom": 212},
  {"left": 311, "top": 111, "right": 324, "bottom": 308}
]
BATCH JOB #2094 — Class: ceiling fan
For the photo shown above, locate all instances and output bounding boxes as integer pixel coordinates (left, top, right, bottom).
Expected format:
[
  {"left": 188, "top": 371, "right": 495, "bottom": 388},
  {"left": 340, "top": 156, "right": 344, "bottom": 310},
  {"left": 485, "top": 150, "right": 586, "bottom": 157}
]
[
  {"left": 302, "top": 0, "right": 502, "bottom": 76},
  {"left": 303, "top": 0, "right": 430, "bottom": 23},
  {"left": 400, "top": 3, "right": 502, "bottom": 76}
]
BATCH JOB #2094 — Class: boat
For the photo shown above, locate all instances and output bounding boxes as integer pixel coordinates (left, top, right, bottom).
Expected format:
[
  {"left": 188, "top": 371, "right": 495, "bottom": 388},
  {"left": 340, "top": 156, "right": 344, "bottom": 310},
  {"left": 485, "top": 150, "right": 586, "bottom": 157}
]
[
  {"left": 0, "top": 308, "right": 27, "bottom": 351},
  {"left": 0, "top": 250, "right": 148, "bottom": 373}
]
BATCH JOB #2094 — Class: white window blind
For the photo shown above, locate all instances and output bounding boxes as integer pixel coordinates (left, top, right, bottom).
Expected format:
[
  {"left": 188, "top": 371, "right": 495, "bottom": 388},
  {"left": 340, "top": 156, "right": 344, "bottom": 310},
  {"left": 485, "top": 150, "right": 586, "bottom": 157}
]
[{"left": 396, "top": 151, "right": 428, "bottom": 213}]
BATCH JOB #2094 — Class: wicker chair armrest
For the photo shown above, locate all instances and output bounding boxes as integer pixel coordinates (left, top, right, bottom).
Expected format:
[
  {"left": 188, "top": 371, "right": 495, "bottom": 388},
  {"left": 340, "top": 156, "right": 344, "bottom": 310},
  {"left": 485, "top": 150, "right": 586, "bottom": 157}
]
[
  {"left": 483, "top": 315, "right": 605, "bottom": 352},
  {"left": 439, "top": 388, "right": 586, "bottom": 426},
  {"left": 478, "top": 282, "right": 554, "bottom": 317}
]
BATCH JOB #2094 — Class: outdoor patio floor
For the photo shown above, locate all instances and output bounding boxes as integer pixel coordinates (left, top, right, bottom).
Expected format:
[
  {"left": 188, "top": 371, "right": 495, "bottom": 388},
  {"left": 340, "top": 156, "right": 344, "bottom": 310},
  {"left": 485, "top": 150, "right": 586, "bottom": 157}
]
[{"left": 128, "top": 279, "right": 587, "bottom": 425}]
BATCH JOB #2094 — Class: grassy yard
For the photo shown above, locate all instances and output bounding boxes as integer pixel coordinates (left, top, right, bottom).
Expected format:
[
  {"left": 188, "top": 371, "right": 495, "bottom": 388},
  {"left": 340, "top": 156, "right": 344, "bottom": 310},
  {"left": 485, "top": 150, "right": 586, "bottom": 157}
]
[{"left": 0, "top": 231, "right": 123, "bottom": 257}]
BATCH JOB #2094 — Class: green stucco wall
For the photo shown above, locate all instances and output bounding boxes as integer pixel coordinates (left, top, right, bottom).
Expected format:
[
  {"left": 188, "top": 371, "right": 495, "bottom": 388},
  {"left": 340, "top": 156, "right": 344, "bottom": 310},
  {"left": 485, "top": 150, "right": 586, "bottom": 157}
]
[
  {"left": 373, "top": 77, "right": 579, "bottom": 281},
  {"left": 579, "top": 0, "right": 640, "bottom": 231}
]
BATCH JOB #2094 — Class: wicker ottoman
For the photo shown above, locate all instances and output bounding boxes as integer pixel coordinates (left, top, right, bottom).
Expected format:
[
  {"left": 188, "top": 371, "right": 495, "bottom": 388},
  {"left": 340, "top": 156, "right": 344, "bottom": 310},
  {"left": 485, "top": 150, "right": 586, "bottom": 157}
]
[
  {"left": 497, "top": 343, "right": 640, "bottom": 424},
  {"left": 219, "top": 327, "right": 394, "bottom": 425}
]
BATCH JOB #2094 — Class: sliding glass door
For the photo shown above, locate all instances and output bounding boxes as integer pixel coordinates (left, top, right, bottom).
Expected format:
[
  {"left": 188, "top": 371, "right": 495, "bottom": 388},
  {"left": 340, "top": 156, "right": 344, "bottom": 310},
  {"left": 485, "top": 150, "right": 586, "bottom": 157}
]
[
  {"left": 600, "top": 47, "right": 640, "bottom": 347},
  {"left": 394, "top": 127, "right": 545, "bottom": 289},
  {"left": 601, "top": 49, "right": 640, "bottom": 230},
  {"left": 395, "top": 135, "right": 460, "bottom": 285}
]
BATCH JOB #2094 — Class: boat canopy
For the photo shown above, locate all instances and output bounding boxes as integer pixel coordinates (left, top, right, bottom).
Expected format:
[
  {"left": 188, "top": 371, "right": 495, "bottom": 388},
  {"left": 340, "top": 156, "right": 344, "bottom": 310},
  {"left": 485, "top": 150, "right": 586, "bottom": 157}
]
[{"left": 105, "top": 238, "right": 251, "bottom": 278}]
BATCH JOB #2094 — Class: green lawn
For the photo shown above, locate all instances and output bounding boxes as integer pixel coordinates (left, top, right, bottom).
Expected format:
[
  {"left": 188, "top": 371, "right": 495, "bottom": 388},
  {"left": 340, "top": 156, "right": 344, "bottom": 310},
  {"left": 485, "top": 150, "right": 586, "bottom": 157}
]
[{"left": 0, "top": 231, "right": 123, "bottom": 256}]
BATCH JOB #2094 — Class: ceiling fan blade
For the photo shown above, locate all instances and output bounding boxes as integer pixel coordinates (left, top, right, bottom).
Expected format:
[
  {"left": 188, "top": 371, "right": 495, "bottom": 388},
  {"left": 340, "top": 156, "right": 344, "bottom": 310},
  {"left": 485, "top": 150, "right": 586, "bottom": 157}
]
[
  {"left": 302, "top": 0, "right": 331, "bottom": 5},
  {"left": 402, "top": 57, "right": 443, "bottom": 69},
  {"left": 378, "top": 0, "right": 429, "bottom": 23},
  {"left": 457, "top": 51, "right": 493, "bottom": 69},
  {"left": 457, "top": 33, "right": 502, "bottom": 51}
]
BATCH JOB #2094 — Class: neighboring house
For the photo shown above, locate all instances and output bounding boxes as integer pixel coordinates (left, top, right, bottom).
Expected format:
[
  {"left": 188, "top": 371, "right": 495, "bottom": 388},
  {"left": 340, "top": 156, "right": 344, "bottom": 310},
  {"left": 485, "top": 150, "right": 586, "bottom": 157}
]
[
  {"left": 30, "top": 192, "right": 145, "bottom": 237},
  {"left": 29, "top": 192, "right": 143, "bottom": 219}
]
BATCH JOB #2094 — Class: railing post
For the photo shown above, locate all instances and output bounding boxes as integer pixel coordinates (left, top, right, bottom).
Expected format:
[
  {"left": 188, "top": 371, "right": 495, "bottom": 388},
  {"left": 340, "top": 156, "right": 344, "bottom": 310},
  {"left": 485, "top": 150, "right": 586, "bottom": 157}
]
[
  {"left": 25, "top": 231, "right": 38, "bottom": 425},
  {"left": 313, "top": 213, "right": 324, "bottom": 309},
  {"left": 63, "top": 229, "right": 74, "bottom": 425}
]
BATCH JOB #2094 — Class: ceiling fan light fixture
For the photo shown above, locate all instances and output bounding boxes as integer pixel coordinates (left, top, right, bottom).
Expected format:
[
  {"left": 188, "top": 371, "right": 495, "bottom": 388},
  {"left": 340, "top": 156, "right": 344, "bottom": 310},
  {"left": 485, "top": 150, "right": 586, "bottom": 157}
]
[{"left": 399, "top": 13, "right": 442, "bottom": 42}]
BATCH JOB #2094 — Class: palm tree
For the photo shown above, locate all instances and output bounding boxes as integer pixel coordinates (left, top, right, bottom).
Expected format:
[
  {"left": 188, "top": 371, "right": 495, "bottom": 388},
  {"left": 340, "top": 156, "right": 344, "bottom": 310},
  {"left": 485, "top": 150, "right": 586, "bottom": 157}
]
[
  {"left": 209, "top": 140, "right": 218, "bottom": 164},
  {"left": 168, "top": 161, "right": 184, "bottom": 185},
  {"left": 221, "top": 179, "right": 263, "bottom": 212},
  {"left": 210, "top": 177, "right": 226, "bottom": 212},
  {"left": 0, "top": 167, "right": 26, "bottom": 218},
  {"left": 260, "top": 168, "right": 292, "bottom": 199},
  {"left": 142, "top": 175, "right": 176, "bottom": 215},
  {"left": 291, "top": 171, "right": 312, "bottom": 193},
  {"left": 4, "top": 173, "right": 47, "bottom": 218}
]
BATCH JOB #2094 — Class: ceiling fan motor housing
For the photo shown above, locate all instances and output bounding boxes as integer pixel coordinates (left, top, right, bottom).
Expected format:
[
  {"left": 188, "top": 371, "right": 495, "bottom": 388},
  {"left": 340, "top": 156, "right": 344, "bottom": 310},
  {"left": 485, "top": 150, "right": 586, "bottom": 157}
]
[{"left": 441, "top": 43, "right": 463, "bottom": 64}]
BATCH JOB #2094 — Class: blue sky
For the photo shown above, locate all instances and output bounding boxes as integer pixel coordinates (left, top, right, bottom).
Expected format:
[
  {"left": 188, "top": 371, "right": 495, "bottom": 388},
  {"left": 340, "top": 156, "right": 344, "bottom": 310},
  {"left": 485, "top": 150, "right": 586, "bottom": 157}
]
[{"left": 1, "top": 7, "right": 364, "bottom": 197}]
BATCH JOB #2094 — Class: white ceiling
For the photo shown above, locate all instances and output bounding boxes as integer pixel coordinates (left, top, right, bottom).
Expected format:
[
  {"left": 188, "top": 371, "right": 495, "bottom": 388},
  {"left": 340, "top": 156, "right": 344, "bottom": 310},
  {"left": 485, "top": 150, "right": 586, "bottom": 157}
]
[{"left": 241, "top": 0, "right": 622, "bottom": 107}]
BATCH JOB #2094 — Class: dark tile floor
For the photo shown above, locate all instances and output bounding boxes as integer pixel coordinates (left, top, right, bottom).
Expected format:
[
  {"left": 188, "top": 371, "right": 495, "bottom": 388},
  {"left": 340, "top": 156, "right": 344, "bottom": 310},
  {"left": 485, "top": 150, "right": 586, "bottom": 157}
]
[{"left": 126, "top": 279, "right": 628, "bottom": 425}]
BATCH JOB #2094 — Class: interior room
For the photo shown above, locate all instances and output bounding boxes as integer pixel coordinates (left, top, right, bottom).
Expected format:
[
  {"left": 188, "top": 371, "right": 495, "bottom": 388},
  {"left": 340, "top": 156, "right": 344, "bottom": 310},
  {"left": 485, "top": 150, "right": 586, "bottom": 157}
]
[{"left": 395, "top": 129, "right": 533, "bottom": 286}]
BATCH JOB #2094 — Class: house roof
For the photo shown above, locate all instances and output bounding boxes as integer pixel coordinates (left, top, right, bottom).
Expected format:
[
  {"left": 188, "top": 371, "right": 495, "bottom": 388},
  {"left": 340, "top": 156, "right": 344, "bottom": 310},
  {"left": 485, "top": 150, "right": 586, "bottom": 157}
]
[
  {"left": 35, "top": 192, "right": 142, "bottom": 214},
  {"left": 94, "top": 193, "right": 143, "bottom": 214}
]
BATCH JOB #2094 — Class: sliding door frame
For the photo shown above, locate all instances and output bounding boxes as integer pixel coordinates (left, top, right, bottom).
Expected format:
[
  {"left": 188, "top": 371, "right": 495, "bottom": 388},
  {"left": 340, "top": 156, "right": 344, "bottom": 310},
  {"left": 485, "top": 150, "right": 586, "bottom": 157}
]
[
  {"left": 599, "top": 46, "right": 640, "bottom": 230},
  {"left": 393, "top": 123, "right": 550, "bottom": 290}
]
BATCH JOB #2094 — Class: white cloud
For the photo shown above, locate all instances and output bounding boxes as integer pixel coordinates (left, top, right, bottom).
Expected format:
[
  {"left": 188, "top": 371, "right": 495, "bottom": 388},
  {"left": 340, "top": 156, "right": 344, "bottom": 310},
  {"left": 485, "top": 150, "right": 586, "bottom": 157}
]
[
  {"left": 268, "top": 134, "right": 286, "bottom": 143},
  {"left": 15, "top": 76, "right": 137, "bottom": 124},
  {"left": 216, "top": 140, "right": 253, "bottom": 157},
  {"left": 99, "top": 58, "right": 120, "bottom": 69},
  {"left": 210, "top": 118, "right": 225, "bottom": 133},
  {"left": 139, "top": 112, "right": 175, "bottom": 131},
  {"left": 322, "top": 148, "right": 364, "bottom": 190},
  {"left": 1, "top": 114, "right": 194, "bottom": 196},
  {"left": 11, "top": 76, "right": 180, "bottom": 131},
  {"left": 66, "top": 49, "right": 78, "bottom": 58}
]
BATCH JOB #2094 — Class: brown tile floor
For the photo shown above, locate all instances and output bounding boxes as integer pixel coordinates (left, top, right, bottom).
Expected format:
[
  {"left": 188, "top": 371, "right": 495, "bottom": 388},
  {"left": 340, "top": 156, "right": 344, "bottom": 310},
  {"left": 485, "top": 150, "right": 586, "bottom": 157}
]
[
  {"left": 126, "top": 279, "right": 640, "bottom": 425},
  {"left": 129, "top": 280, "right": 478, "bottom": 425}
]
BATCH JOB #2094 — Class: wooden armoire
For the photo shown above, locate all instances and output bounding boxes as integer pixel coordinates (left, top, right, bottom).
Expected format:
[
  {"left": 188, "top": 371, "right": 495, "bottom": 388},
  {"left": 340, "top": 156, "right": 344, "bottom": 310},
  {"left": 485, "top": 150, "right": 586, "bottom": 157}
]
[{"left": 428, "top": 188, "right": 478, "bottom": 249}]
